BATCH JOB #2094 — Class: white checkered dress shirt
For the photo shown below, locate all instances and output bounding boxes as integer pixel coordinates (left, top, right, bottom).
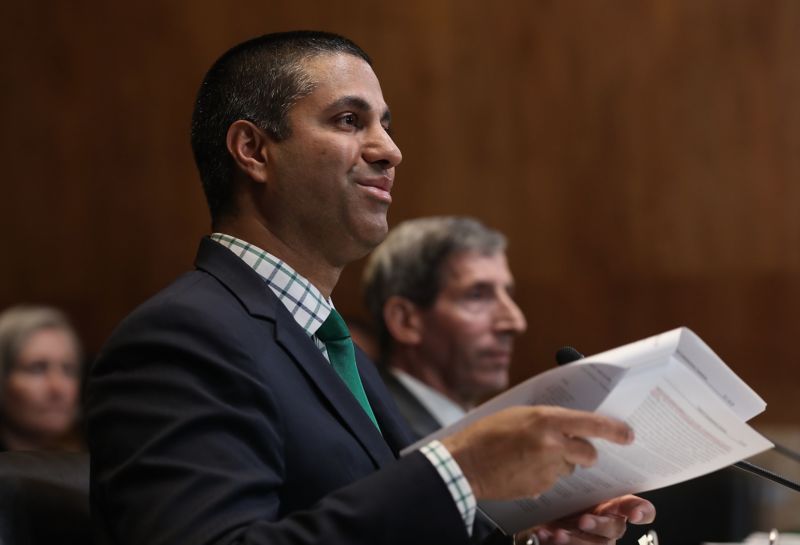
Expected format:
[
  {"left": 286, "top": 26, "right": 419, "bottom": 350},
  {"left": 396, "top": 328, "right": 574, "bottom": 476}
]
[{"left": 210, "top": 233, "right": 476, "bottom": 534}]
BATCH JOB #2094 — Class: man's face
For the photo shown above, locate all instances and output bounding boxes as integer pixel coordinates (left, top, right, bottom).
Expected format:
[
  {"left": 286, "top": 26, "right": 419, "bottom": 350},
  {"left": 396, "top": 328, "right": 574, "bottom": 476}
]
[
  {"left": 264, "top": 53, "right": 402, "bottom": 266},
  {"left": 416, "top": 251, "right": 527, "bottom": 407}
]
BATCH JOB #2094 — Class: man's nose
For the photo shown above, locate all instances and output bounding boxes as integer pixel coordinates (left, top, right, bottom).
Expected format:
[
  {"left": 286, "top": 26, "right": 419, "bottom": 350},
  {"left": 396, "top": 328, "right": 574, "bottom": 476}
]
[
  {"left": 494, "top": 292, "right": 527, "bottom": 334},
  {"left": 363, "top": 125, "right": 402, "bottom": 168}
]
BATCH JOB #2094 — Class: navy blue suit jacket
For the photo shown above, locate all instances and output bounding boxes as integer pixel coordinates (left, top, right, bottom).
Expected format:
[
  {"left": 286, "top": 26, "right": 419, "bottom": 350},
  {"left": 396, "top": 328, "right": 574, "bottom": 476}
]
[{"left": 86, "top": 238, "right": 474, "bottom": 545}]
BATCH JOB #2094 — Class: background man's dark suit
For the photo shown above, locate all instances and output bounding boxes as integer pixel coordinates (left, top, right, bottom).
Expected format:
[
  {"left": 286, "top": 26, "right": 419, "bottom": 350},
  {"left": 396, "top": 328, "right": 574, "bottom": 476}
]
[
  {"left": 87, "top": 239, "right": 473, "bottom": 545},
  {"left": 378, "top": 367, "right": 442, "bottom": 440}
]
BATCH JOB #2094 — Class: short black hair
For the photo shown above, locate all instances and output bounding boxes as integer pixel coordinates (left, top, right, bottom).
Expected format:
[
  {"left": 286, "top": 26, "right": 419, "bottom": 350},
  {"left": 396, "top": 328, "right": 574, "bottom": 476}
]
[{"left": 190, "top": 31, "right": 372, "bottom": 222}]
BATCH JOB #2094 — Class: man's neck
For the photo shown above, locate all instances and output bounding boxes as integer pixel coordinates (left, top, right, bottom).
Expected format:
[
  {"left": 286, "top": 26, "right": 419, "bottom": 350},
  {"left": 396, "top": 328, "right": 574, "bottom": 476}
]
[{"left": 215, "top": 216, "right": 342, "bottom": 298}]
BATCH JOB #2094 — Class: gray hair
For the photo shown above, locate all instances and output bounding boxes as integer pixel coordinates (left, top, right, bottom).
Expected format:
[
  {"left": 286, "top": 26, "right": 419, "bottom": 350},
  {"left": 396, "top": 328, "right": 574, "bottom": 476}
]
[
  {"left": 362, "top": 216, "right": 507, "bottom": 359},
  {"left": 0, "top": 305, "right": 80, "bottom": 379}
]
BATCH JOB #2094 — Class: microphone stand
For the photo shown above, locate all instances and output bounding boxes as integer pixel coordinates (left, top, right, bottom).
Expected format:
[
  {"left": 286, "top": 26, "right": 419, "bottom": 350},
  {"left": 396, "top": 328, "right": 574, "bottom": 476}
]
[{"left": 734, "top": 460, "right": 800, "bottom": 492}]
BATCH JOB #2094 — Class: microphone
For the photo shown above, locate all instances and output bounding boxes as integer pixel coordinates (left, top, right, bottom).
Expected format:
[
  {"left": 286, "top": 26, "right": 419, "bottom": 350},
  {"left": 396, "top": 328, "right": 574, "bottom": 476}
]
[
  {"left": 555, "top": 346, "right": 584, "bottom": 366},
  {"left": 553, "top": 345, "right": 800, "bottom": 493}
]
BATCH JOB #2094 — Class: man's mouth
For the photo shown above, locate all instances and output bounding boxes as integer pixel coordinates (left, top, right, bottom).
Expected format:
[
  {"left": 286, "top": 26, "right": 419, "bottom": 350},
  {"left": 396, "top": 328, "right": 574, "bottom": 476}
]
[
  {"left": 481, "top": 350, "right": 513, "bottom": 365},
  {"left": 356, "top": 175, "right": 393, "bottom": 203}
]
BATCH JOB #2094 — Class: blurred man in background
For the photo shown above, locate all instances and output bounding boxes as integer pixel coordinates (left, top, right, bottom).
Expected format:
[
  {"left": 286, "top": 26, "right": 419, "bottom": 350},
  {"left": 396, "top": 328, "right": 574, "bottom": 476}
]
[{"left": 363, "top": 216, "right": 527, "bottom": 439}]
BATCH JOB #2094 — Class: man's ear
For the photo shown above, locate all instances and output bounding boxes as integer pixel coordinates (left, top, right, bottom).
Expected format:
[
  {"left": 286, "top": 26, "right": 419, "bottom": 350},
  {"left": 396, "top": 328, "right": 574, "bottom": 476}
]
[
  {"left": 383, "top": 296, "right": 424, "bottom": 346},
  {"left": 226, "top": 120, "right": 270, "bottom": 184}
]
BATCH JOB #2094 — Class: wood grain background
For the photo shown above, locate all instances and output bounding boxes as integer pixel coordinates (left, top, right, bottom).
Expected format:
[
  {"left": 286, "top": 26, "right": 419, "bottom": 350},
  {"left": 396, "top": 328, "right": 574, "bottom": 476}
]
[{"left": 2, "top": 1, "right": 798, "bottom": 424}]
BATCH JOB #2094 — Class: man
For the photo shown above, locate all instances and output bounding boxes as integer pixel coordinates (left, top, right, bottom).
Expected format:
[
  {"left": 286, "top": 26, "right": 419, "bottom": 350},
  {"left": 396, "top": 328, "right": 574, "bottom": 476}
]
[
  {"left": 363, "top": 216, "right": 526, "bottom": 440},
  {"left": 86, "top": 31, "right": 654, "bottom": 545}
]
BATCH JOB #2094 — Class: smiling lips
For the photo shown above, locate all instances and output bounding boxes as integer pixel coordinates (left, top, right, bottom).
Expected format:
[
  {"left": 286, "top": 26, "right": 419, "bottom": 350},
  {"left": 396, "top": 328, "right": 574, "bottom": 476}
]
[{"left": 356, "top": 175, "right": 393, "bottom": 203}]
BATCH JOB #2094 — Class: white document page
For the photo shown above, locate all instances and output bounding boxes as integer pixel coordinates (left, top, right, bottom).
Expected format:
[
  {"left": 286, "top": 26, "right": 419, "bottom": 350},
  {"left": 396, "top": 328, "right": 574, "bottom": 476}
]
[
  {"left": 586, "top": 328, "right": 766, "bottom": 420},
  {"left": 402, "top": 327, "right": 773, "bottom": 535},
  {"left": 479, "top": 355, "right": 772, "bottom": 533}
]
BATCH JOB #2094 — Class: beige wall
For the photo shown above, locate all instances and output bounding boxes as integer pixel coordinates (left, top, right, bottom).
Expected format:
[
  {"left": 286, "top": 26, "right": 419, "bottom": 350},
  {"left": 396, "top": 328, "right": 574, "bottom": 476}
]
[{"left": 2, "top": 1, "right": 799, "bottom": 424}]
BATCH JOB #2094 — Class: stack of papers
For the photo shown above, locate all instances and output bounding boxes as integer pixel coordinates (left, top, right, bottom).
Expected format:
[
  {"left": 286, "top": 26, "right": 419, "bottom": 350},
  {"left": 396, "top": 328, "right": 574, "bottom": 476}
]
[{"left": 405, "top": 327, "right": 773, "bottom": 534}]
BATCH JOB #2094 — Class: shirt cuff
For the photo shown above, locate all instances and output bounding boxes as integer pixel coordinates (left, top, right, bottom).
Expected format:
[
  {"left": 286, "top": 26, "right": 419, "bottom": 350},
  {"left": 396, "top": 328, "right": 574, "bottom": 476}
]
[{"left": 420, "top": 439, "right": 477, "bottom": 536}]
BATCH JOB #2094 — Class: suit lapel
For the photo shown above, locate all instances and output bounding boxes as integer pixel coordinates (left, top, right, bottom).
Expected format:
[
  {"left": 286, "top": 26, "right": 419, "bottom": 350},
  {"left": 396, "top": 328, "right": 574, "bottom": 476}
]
[
  {"left": 195, "top": 238, "right": 397, "bottom": 468},
  {"left": 358, "top": 353, "right": 415, "bottom": 455},
  {"left": 274, "top": 318, "right": 397, "bottom": 468}
]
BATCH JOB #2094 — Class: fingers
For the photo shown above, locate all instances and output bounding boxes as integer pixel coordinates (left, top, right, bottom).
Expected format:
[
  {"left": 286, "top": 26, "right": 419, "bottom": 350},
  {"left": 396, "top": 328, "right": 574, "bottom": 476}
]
[
  {"left": 541, "top": 407, "right": 634, "bottom": 446},
  {"left": 562, "top": 435, "right": 598, "bottom": 468},
  {"left": 536, "top": 513, "right": 628, "bottom": 544},
  {"left": 441, "top": 406, "right": 635, "bottom": 501},
  {"left": 593, "top": 494, "right": 656, "bottom": 525},
  {"left": 559, "top": 461, "right": 576, "bottom": 477},
  {"left": 535, "top": 526, "right": 614, "bottom": 545},
  {"left": 536, "top": 496, "right": 656, "bottom": 544},
  {"left": 577, "top": 513, "right": 628, "bottom": 539},
  {"left": 541, "top": 407, "right": 631, "bottom": 472}
]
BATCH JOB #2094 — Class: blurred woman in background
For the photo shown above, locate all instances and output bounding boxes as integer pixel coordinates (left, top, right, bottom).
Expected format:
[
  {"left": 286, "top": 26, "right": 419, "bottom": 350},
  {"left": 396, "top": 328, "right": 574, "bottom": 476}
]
[{"left": 0, "top": 305, "right": 83, "bottom": 451}]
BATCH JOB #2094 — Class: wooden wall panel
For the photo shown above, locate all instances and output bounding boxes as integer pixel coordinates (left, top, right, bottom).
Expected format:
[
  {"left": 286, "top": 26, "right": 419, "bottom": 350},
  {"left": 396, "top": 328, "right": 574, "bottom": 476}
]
[{"left": 1, "top": 1, "right": 799, "bottom": 424}]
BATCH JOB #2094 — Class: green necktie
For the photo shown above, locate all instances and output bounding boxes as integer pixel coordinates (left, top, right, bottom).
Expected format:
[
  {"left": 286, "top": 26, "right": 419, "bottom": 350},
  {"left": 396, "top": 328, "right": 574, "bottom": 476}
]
[{"left": 316, "top": 309, "right": 380, "bottom": 431}]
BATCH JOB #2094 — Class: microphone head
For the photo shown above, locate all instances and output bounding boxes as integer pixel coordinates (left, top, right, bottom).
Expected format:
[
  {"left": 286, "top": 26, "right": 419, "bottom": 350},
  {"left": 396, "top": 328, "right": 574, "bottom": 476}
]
[{"left": 555, "top": 346, "right": 584, "bottom": 366}]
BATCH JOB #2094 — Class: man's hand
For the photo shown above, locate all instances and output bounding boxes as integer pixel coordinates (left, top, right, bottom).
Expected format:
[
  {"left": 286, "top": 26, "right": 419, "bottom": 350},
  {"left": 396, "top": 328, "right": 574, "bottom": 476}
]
[
  {"left": 528, "top": 495, "right": 656, "bottom": 544},
  {"left": 441, "top": 405, "right": 634, "bottom": 500}
]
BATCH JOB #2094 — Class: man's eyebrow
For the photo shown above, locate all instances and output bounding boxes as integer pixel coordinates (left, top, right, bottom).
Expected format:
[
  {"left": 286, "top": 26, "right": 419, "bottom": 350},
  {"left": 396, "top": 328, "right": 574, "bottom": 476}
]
[
  {"left": 327, "top": 96, "right": 392, "bottom": 125},
  {"left": 466, "top": 279, "right": 516, "bottom": 290}
]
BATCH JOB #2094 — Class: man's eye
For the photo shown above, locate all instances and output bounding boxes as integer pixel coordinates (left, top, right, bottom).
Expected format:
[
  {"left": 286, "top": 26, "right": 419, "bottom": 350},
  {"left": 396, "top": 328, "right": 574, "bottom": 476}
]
[
  {"left": 465, "top": 287, "right": 490, "bottom": 300},
  {"left": 338, "top": 114, "right": 358, "bottom": 127}
]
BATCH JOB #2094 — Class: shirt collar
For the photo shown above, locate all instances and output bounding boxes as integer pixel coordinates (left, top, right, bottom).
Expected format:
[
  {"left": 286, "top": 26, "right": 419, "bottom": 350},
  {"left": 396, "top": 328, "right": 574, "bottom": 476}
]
[
  {"left": 390, "top": 368, "right": 467, "bottom": 427},
  {"left": 209, "top": 233, "right": 332, "bottom": 336}
]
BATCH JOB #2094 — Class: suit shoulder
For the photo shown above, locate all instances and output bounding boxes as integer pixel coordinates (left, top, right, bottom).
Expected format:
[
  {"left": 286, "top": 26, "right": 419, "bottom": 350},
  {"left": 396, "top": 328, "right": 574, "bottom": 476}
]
[{"left": 101, "top": 269, "right": 267, "bottom": 356}]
